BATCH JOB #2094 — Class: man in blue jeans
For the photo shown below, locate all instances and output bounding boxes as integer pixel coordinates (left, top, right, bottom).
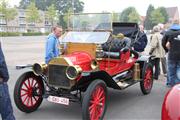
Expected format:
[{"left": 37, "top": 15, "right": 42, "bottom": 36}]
[
  {"left": 0, "top": 42, "right": 15, "bottom": 120},
  {"left": 162, "top": 20, "right": 180, "bottom": 87}
]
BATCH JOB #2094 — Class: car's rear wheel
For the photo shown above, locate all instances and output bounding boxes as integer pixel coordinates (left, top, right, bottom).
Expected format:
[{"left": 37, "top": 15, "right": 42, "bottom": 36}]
[
  {"left": 14, "top": 71, "right": 44, "bottom": 113},
  {"left": 140, "top": 63, "right": 153, "bottom": 95},
  {"left": 82, "top": 80, "right": 107, "bottom": 120}
]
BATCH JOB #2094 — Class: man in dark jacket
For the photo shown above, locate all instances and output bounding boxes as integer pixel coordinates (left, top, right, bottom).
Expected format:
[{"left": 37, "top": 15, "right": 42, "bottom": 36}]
[
  {"left": 0, "top": 42, "right": 15, "bottom": 120},
  {"left": 133, "top": 25, "right": 148, "bottom": 52},
  {"left": 162, "top": 20, "right": 180, "bottom": 87}
]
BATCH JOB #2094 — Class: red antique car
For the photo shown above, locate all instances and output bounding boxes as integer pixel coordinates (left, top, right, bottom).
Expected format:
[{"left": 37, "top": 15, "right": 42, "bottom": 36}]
[
  {"left": 162, "top": 84, "right": 180, "bottom": 120},
  {"left": 14, "top": 13, "right": 154, "bottom": 120}
]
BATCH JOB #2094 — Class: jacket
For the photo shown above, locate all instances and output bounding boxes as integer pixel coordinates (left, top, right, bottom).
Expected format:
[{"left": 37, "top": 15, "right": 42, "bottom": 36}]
[
  {"left": 0, "top": 42, "right": 9, "bottom": 82},
  {"left": 149, "top": 32, "right": 165, "bottom": 58},
  {"left": 133, "top": 32, "right": 148, "bottom": 52},
  {"left": 45, "top": 34, "right": 60, "bottom": 64},
  {"left": 162, "top": 24, "right": 180, "bottom": 60}
]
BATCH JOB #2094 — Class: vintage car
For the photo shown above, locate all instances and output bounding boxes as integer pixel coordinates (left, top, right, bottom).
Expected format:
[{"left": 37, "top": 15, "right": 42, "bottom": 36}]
[
  {"left": 162, "top": 84, "right": 180, "bottom": 120},
  {"left": 14, "top": 13, "right": 154, "bottom": 120}
]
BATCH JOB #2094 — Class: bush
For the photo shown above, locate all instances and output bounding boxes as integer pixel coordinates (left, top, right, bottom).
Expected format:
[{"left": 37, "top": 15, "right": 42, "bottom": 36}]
[
  {"left": 22, "top": 32, "right": 43, "bottom": 36},
  {"left": 0, "top": 32, "right": 20, "bottom": 37},
  {"left": 0, "top": 32, "right": 50, "bottom": 37}
]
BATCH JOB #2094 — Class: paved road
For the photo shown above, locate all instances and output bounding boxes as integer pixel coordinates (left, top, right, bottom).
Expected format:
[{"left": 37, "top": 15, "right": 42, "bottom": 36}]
[{"left": 1, "top": 36, "right": 169, "bottom": 120}]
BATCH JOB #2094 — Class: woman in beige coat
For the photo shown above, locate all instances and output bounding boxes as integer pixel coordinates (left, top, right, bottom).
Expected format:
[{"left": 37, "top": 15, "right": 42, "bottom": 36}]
[{"left": 149, "top": 26, "right": 166, "bottom": 80}]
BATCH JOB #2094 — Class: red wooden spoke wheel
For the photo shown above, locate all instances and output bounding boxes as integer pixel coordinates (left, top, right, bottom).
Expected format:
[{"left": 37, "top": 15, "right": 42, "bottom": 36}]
[
  {"left": 140, "top": 63, "right": 153, "bottom": 95},
  {"left": 82, "top": 80, "right": 107, "bottom": 120},
  {"left": 14, "top": 72, "right": 44, "bottom": 113}
]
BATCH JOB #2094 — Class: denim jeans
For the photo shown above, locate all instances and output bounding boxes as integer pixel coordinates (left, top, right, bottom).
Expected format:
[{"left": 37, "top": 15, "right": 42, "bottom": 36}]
[
  {"left": 168, "top": 60, "right": 180, "bottom": 86},
  {"left": 0, "top": 83, "right": 15, "bottom": 120}
]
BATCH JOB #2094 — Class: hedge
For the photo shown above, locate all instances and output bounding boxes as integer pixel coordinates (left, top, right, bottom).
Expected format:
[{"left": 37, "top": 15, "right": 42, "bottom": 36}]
[
  {"left": 0, "top": 32, "right": 50, "bottom": 37},
  {"left": 0, "top": 32, "right": 20, "bottom": 37}
]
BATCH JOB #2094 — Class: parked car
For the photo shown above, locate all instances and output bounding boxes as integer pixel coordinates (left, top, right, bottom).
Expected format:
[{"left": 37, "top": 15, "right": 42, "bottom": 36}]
[
  {"left": 162, "top": 84, "right": 180, "bottom": 120},
  {"left": 14, "top": 13, "right": 154, "bottom": 120}
]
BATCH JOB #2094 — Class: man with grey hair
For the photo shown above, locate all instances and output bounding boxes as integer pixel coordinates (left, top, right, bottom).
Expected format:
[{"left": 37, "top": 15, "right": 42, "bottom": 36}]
[{"left": 149, "top": 25, "right": 166, "bottom": 80}]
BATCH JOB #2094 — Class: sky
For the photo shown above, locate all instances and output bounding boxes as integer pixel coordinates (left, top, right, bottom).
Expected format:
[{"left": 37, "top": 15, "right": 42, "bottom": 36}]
[{"left": 9, "top": 0, "right": 180, "bottom": 16}]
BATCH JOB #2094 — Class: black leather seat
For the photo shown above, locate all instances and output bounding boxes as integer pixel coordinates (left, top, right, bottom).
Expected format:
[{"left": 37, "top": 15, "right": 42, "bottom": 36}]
[
  {"left": 101, "top": 38, "right": 125, "bottom": 59},
  {"left": 102, "top": 38, "right": 125, "bottom": 52}
]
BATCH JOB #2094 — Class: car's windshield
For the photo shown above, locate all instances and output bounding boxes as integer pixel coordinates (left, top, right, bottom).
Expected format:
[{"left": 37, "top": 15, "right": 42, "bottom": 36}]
[
  {"left": 61, "top": 31, "right": 111, "bottom": 44},
  {"left": 68, "top": 13, "right": 112, "bottom": 31}
]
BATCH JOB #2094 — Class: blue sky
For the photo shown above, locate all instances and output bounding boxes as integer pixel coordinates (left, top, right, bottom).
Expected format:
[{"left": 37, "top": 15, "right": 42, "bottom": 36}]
[{"left": 10, "top": 0, "right": 180, "bottom": 16}]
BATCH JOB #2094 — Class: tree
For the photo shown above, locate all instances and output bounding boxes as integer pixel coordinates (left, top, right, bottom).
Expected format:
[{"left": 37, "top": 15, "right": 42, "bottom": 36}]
[
  {"left": 158, "top": 7, "right": 169, "bottom": 23},
  {"left": 46, "top": 4, "right": 57, "bottom": 26},
  {"left": 112, "top": 12, "right": 120, "bottom": 22},
  {"left": 26, "top": 2, "right": 41, "bottom": 24},
  {"left": 120, "top": 7, "right": 140, "bottom": 23},
  {"left": 19, "top": 0, "right": 84, "bottom": 28},
  {"left": 128, "top": 10, "right": 140, "bottom": 23},
  {"left": 150, "top": 8, "right": 165, "bottom": 26},
  {"left": 144, "top": 4, "right": 155, "bottom": 30},
  {"left": 0, "top": 0, "right": 17, "bottom": 26}
]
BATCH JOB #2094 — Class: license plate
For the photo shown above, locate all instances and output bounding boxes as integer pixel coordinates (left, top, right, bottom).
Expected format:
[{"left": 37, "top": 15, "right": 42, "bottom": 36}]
[{"left": 47, "top": 96, "right": 69, "bottom": 105}]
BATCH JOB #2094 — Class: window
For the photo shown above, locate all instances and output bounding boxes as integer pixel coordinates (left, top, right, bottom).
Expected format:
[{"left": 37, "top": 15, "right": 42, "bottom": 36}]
[
  {"left": 0, "top": 18, "right": 6, "bottom": 25},
  {"left": 19, "top": 17, "right": 26, "bottom": 25}
]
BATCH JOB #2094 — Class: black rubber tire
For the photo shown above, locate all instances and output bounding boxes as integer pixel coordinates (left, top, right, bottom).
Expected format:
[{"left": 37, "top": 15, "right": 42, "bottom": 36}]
[
  {"left": 14, "top": 71, "right": 44, "bottom": 113},
  {"left": 140, "top": 63, "right": 153, "bottom": 95},
  {"left": 82, "top": 80, "right": 107, "bottom": 120}
]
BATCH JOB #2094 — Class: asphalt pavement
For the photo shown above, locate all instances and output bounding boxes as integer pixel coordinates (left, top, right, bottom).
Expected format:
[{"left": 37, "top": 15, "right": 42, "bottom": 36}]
[{"left": 1, "top": 36, "right": 169, "bottom": 120}]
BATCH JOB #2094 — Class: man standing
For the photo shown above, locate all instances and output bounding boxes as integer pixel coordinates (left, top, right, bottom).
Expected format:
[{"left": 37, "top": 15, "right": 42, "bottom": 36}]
[
  {"left": 0, "top": 42, "right": 15, "bottom": 120},
  {"left": 162, "top": 20, "right": 180, "bottom": 87},
  {"left": 133, "top": 25, "right": 148, "bottom": 53},
  {"left": 45, "top": 26, "right": 63, "bottom": 64},
  {"left": 149, "top": 26, "right": 165, "bottom": 80}
]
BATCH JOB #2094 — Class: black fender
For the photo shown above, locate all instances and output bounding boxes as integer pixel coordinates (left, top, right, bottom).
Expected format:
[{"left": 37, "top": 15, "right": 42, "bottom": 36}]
[
  {"left": 18, "top": 71, "right": 44, "bottom": 83},
  {"left": 73, "top": 70, "right": 121, "bottom": 91},
  {"left": 136, "top": 55, "right": 154, "bottom": 79}
]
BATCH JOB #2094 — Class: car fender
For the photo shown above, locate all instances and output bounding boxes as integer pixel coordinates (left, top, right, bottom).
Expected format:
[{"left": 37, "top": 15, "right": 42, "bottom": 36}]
[
  {"left": 136, "top": 55, "right": 154, "bottom": 79},
  {"left": 74, "top": 70, "right": 120, "bottom": 91}
]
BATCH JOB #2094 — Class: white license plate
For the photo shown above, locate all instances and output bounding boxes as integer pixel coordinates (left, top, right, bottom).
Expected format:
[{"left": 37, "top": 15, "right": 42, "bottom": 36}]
[{"left": 47, "top": 96, "right": 69, "bottom": 105}]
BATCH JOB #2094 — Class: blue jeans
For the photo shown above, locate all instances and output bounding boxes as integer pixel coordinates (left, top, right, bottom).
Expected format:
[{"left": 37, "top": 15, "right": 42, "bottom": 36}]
[
  {"left": 168, "top": 60, "right": 180, "bottom": 86},
  {"left": 0, "top": 83, "right": 15, "bottom": 120}
]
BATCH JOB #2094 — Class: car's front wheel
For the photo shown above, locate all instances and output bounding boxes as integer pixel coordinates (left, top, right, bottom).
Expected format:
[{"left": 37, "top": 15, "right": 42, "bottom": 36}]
[
  {"left": 82, "top": 80, "right": 107, "bottom": 120},
  {"left": 140, "top": 63, "right": 153, "bottom": 95},
  {"left": 14, "top": 71, "right": 44, "bottom": 113}
]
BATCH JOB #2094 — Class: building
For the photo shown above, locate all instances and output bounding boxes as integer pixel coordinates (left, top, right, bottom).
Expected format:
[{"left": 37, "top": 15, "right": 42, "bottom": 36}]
[
  {"left": 165, "top": 7, "right": 179, "bottom": 23},
  {"left": 0, "top": 9, "right": 54, "bottom": 32}
]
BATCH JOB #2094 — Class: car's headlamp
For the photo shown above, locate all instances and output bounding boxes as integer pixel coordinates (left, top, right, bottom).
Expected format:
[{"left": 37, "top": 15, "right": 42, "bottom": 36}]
[
  {"left": 66, "top": 65, "right": 82, "bottom": 80},
  {"left": 32, "top": 63, "right": 47, "bottom": 76}
]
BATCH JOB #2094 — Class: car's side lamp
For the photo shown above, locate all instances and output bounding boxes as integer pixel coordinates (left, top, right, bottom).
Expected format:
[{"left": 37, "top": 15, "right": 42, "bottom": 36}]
[
  {"left": 96, "top": 44, "right": 103, "bottom": 60},
  {"left": 91, "top": 59, "right": 99, "bottom": 70}
]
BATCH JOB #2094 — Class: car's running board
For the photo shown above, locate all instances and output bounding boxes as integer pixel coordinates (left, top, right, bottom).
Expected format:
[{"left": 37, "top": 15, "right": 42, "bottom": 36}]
[
  {"left": 116, "top": 79, "right": 142, "bottom": 89},
  {"left": 117, "top": 81, "right": 129, "bottom": 88}
]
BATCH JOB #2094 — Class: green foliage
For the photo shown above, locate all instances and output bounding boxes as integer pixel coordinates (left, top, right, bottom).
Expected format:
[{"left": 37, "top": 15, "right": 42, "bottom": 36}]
[
  {"left": 158, "top": 7, "right": 169, "bottom": 23},
  {"left": 0, "top": 32, "right": 20, "bottom": 37},
  {"left": 150, "top": 8, "right": 165, "bottom": 26},
  {"left": 112, "top": 12, "right": 120, "bottom": 22},
  {"left": 19, "top": 0, "right": 84, "bottom": 29},
  {"left": 120, "top": 7, "right": 140, "bottom": 23},
  {"left": 128, "top": 10, "right": 140, "bottom": 23},
  {"left": 0, "top": 32, "right": 50, "bottom": 37},
  {"left": 144, "top": 4, "right": 155, "bottom": 30},
  {"left": 0, "top": 0, "right": 17, "bottom": 25},
  {"left": 145, "top": 5, "right": 169, "bottom": 30},
  {"left": 46, "top": 4, "right": 57, "bottom": 26},
  {"left": 26, "top": 2, "right": 41, "bottom": 23},
  {"left": 22, "top": 32, "right": 44, "bottom": 36}
]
